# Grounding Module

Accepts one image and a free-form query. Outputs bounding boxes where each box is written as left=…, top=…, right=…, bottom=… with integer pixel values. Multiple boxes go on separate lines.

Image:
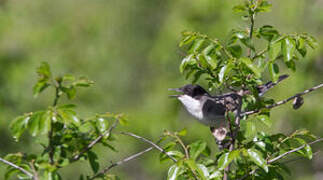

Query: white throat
left=178, top=95, right=203, bottom=120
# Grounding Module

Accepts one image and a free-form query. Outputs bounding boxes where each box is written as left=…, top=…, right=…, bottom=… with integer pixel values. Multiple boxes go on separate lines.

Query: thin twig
left=241, top=83, right=323, bottom=116
left=72, top=119, right=119, bottom=161
left=0, top=157, right=33, bottom=178
left=282, top=150, right=321, bottom=164
left=89, top=147, right=153, bottom=180
left=239, top=138, right=323, bottom=180
left=268, top=138, right=323, bottom=164
left=29, top=160, right=39, bottom=180
left=120, top=132, right=177, bottom=162
left=174, top=134, right=189, bottom=159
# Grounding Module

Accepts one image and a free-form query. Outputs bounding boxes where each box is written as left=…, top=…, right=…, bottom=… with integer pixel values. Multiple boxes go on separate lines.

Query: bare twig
left=29, top=160, right=39, bottom=180
left=239, top=138, right=323, bottom=180
left=282, top=150, right=321, bottom=164
left=241, top=83, right=323, bottom=116
left=72, top=119, right=119, bottom=161
left=268, top=138, right=323, bottom=164
left=0, top=157, right=33, bottom=178
left=89, top=147, right=153, bottom=180
left=120, top=132, right=177, bottom=162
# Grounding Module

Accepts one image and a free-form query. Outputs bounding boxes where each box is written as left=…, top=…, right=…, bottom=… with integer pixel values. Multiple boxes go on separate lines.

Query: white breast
left=177, top=95, right=225, bottom=126
left=178, top=95, right=203, bottom=120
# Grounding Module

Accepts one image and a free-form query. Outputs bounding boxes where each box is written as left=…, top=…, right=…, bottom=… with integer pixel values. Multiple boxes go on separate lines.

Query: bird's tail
left=257, top=74, right=289, bottom=96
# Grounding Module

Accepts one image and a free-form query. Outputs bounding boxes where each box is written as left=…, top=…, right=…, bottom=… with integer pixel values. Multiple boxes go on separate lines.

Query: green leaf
left=9, top=116, right=30, bottom=140
left=218, top=150, right=240, bottom=170
left=179, top=54, right=195, bottom=73
left=167, top=165, right=181, bottom=180
left=259, top=25, right=279, bottom=41
left=73, top=77, right=94, bottom=87
left=63, top=74, right=75, bottom=82
left=246, top=149, right=268, bottom=172
left=228, top=45, right=242, bottom=58
left=37, top=62, right=51, bottom=79
left=177, top=128, right=187, bottom=136
left=293, top=138, right=313, bottom=159
left=209, top=170, right=222, bottom=180
left=96, top=117, right=109, bottom=133
left=88, top=151, right=100, bottom=173
left=28, top=111, right=45, bottom=137
left=197, top=164, right=210, bottom=178
left=256, top=114, right=272, bottom=127
left=296, top=37, right=307, bottom=57
left=188, top=140, right=207, bottom=161
left=304, top=34, right=318, bottom=49
left=285, top=60, right=296, bottom=71
left=233, top=5, right=246, bottom=13
left=268, top=62, right=279, bottom=82
left=269, top=41, right=281, bottom=60
left=190, top=39, right=205, bottom=53
left=219, top=63, right=233, bottom=83
left=180, top=32, right=196, bottom=47
left=240, top=57, right=261, bottom=77
left=185, top=159, right=207, bottom=180
left=39, top=111, right=52, bottom=135
left=61, top=87, right=76, bottom=99
left=256, top=1, right=272, bottom=12
left=33, top=81, right=50, bottom=97
left=282, top=37, right=296, bottom=62
left=58, top=109, right=80, bottom=125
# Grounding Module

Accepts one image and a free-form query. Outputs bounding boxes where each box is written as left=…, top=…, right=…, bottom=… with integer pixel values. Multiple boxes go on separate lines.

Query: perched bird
left=169, top=75, right=289, bottom=142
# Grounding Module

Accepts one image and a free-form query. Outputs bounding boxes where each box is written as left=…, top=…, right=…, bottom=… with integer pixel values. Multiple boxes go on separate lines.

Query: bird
left=169, top=74, right=289, bottom=143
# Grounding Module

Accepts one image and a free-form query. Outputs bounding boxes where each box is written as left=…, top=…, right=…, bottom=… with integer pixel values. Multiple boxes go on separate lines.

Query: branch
left=239, top=138, right=323, bottom=180
left=89, top=146, right=156, bottom=180
left=241, top=83, right=323, bottom=116
left=72, top=119, right=119, bottom=161
left=120, top=132, right=177, bottom=162
left=0, top=157, right=33, bottom=178
left=268, top=138, right=323, bottom=164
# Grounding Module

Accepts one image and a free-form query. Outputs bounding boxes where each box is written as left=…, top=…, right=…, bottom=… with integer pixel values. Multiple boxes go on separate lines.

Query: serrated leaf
left=180, top=33, right=196, bottom=47
left=269, top=41, right=281, bottom=60
left=28, top=111, right=45, bottom=137
left=190, top=39, right=205, bottom=53
left=219, top=63, right=233, bottom=83
left=246, top=149, right=268, bottom=172
left=33, top=81, right=50, bottom=97
left=282, top=37, right=296, bottom=62
left=185, top=159, right=207, bottom=180
left=39, top=111, right=52, bottom=135
left=240, top=57, right=261, bottom=77
left=218, top=150, right=240, bottom=170
left=167, top=165, right=181, bottom=180
left=179, top=54, right=195, bottom=73
left=188, top=140, right=207, bottom=161
left=259, top=25, right=279, bottom=41
left=10, top=116, right=30, bottom=141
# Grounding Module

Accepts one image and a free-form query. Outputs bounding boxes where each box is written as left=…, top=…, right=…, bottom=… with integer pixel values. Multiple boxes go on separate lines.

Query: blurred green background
left=0, top=0, right=323, bottom=179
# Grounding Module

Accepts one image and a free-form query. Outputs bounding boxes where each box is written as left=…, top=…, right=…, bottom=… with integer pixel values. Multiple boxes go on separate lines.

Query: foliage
left=5, top=62, right=127, bottom=179
left=163, top=0, right=320, bottom=179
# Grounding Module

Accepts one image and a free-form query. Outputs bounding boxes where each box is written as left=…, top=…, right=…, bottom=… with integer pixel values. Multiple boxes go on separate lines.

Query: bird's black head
left=169, top=84, right=209, bottom=98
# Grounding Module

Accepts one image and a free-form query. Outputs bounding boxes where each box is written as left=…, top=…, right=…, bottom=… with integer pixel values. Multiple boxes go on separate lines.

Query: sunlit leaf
left=218, top=150, right=240, bottom=170
left=188, top=140, right=207, bottom=160
left=282, top=37, right=296, bottom=62
left=246, top=148, right=268, bottom=172
left=240, top=57, right=261, bottom=77
left=269, top=41, right=281, bottom=61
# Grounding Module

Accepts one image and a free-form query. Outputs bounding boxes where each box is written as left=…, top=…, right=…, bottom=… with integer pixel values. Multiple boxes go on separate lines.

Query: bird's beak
left=168, top=88, right=183, bottom=98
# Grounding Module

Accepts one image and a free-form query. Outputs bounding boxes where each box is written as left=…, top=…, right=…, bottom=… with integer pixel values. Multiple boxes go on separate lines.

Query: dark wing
left=202, top=99, right=226, bottom=118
